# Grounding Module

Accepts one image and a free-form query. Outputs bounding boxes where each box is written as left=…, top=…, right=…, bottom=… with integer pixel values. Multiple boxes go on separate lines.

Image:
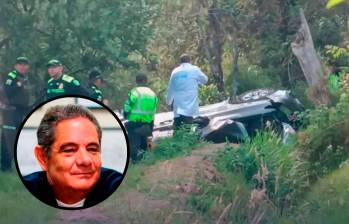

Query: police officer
left=1, top=56, right=30, bottom=171
left=87, top=67, right=105, bottom=102
left=123, top=73, right=158, bottom=162
left=46, top=59, right=90, bottom=99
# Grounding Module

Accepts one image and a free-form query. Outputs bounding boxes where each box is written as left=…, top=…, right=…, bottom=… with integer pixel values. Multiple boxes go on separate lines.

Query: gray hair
left=37, top=104, right=102, bottom=156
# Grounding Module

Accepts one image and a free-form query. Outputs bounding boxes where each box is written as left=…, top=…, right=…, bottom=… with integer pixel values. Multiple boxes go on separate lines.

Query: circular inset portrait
left=14, top=96, right=129, bottom=209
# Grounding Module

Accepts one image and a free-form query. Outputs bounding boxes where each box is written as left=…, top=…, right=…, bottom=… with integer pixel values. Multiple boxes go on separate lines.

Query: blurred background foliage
left=0, top=0, right=348, bottom=109
left=0, top=1, right=349, bottom=223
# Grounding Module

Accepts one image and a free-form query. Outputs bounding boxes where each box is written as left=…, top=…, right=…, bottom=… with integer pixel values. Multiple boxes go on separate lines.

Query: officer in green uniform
left=46, top=59, right=90, bottom=99
left=123, top=73, right=158, bottom=162
left=1, top=56, right=30, bottom=171
left=87, top=67, right=104, bottom=102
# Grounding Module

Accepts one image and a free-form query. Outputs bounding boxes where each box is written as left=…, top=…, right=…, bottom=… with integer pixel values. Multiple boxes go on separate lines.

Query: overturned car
left=152, top=89, right=304, bottom=143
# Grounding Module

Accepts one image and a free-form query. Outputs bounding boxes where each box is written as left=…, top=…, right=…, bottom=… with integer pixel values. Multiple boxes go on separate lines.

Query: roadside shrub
left=215, top=131, right=301, bottom=211
left=225, top=62, right=281, bottom=96
left=199, top=83, right=227, bottom=105
left=296, top=90, right=349, bottom=181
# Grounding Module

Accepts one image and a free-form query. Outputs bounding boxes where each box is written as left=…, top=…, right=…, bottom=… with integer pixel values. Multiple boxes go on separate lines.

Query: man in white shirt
left=166, top=54, right=208, bottom=128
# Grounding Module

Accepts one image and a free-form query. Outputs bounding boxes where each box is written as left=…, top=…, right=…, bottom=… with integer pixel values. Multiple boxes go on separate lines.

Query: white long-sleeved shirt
left=166, top=63, right=208, bottom=117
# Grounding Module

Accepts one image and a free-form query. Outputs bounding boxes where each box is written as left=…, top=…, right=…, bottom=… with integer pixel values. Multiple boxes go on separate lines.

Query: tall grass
left=187, top=90, right=349, bottom=223
left=186, top=131, right=301, bottom=223
left=216, top=131, right=301, bottom=210
left=187, top=169, right=252, bottom=223
left=294, top=163, right=349, bottom=224
left=141, top=127, right=206, bottom=165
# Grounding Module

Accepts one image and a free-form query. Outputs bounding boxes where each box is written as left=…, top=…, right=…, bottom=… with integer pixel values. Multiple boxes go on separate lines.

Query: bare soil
left=54, top=143, right=231, bottom=223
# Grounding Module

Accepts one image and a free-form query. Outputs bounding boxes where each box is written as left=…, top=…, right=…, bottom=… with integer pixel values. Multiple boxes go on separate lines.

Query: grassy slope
left=0, top=172, right=56, bottom=224
left=298, top=163, right=349, bottom=223
left=0, top=136, right=348, bottom=223
left=101, top=143, right=220, bottom=223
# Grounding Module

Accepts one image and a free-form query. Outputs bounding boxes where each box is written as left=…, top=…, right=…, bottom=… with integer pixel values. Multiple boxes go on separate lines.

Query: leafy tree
left=1, top=0, right=348, bottom=108
left=0, top=0, right=159, bottom=108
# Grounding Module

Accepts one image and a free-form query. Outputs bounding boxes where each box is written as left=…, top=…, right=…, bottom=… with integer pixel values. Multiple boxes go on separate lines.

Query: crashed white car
left=152, top=89, right=304, bottom=143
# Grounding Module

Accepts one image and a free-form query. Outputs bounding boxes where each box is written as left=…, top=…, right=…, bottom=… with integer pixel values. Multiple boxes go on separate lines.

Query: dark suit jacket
left=23, top=167, right=123, bottom=209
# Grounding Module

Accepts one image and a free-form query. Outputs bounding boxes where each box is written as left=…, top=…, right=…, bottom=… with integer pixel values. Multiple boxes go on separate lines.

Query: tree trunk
left=231, top=43, right=239, bottom=102
left=278, top=0, right=298, bottom=88
left=291, top=8, right=330, bottom=106
left=207, top=0, right=225, bottom=92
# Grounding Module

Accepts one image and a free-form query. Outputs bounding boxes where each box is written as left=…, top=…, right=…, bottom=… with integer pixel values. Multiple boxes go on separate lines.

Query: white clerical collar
left=56, top=198, right=86, bottom=208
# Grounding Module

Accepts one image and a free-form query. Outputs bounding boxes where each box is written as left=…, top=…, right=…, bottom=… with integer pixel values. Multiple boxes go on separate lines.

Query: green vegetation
left=116, top=164, right=149, bottom=194
left=0, top=0, right=349, bottom=223
left=296, top=163, right=349, bottom=223
left=327, top=0, right=346, bottom=9
left=224, top=61, right=282, bottom=97
left=141, top=127, right=206, bottom=165
left=199, top=84, right=227, bottom=105
left=187, top=170, right=251, bottom=223
left=185, top=90, right=349, bottom=223
left=1, top=0, right=348, bottom=108
left=0, top=172, right=56, bottom=224
left=297, top=91, right=349, bottom=180
left=216, top=131, right=300, bottom=209
left=186, top=133, right=298, bottom=223
left=1, top=102, right=349, bottom=223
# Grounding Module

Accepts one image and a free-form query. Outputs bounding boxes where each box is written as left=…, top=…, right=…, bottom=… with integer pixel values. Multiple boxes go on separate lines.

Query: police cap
left=88, top=67, right=103, bottom=81
left=16, top=56, right=29, bottom=64
left=47, top=59, right=62, bottom=67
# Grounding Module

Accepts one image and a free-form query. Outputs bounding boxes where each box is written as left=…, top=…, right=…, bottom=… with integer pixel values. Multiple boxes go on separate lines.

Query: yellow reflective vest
left=124, top=86, right=158, bottom=123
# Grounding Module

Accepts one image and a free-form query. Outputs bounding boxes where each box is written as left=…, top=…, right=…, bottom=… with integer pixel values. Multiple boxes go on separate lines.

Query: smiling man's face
left=44, top=117, right=101, bottom=194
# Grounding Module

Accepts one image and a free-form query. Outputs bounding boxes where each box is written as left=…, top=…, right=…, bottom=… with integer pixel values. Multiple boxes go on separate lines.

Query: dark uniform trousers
left=1, top=107, right=26, bottom=171
left=126, top=121, right=153, bottom=162
left=1, top=70, right=29, bottom=171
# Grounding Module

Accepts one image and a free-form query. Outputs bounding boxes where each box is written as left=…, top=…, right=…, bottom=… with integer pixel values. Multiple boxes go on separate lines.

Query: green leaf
left=326, top=0, right=345, bottom=9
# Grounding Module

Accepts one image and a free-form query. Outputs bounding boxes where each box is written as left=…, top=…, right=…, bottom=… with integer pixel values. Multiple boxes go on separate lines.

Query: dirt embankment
left=55, top=143, right=228, bottom=224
